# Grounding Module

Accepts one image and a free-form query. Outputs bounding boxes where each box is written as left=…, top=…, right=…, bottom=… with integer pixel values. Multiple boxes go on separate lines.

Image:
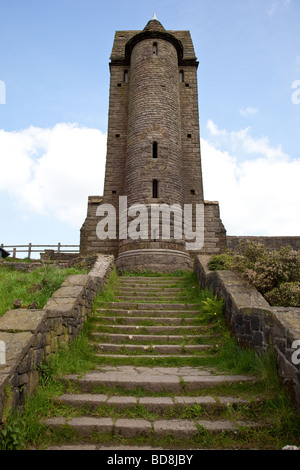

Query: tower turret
left=80, top=17, right=227, bottom=272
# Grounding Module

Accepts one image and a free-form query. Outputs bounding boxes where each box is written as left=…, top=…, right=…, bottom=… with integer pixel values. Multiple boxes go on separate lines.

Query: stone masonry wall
left=0, top=254, right=114, bottom=428
left=227, top=236, right=300, bottom=252
left=194, top=255, right=300, bottom=413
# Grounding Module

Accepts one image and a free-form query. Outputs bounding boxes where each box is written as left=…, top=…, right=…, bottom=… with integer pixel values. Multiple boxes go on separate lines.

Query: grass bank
left=0, top=262, right=88, bottom=317
left=1, top=269, right=300, bottom=450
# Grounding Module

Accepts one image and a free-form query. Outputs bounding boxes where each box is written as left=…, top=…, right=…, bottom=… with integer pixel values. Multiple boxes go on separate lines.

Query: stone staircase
left=43, top=274, right=266, bottom=450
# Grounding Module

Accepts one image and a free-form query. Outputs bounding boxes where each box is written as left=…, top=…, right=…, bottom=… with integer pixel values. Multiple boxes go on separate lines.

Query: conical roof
left=143, top=14, right=165, bottom=32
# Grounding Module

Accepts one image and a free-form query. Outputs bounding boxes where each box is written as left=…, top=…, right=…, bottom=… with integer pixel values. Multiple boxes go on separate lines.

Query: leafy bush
left=0, top=417, right=26, bottom=450
left=208, top=240, right=300, bottom=307
left=207, top=253, right=232, bottom=271
left=265, top=282, right=300, bottom=307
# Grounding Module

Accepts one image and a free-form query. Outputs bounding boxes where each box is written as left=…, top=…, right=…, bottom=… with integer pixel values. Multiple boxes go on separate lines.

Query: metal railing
left=0, top=243, right=80, bottom=260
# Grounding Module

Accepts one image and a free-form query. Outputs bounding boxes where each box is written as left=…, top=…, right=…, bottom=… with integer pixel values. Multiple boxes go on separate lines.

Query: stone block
left=114, top=418, right=152, bottom=438
left=0, top=309, right=46, bottom=334
left=0, top=332, right=33, bottom=375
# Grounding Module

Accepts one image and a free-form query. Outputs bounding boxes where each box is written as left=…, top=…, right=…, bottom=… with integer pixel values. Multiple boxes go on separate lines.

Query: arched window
left=152, top=179, right=158, bottom=198
left=153, top=42, right=158, bottom=56
left=152, top=141, right=158, bottom=158
left=179, top=70, right=184, bottom=83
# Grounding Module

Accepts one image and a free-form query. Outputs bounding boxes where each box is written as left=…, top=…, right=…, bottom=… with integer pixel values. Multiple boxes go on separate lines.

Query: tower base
left=116, top=249, right=193, bottom=274
left=80, top=197, right=227, bottom=269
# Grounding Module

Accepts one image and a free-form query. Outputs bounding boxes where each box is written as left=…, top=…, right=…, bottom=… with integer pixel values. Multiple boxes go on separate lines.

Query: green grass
left=119, top=269, right=189, bottom=277
left=2, top=323, right=300, bottom=450
left=0, top=263, right=88, bottom=317
left=1, top=267, right=300, bottom=450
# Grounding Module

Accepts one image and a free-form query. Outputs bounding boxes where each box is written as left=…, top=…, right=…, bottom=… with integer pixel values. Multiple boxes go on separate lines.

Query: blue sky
left=0, top=0, right=299, bottom=256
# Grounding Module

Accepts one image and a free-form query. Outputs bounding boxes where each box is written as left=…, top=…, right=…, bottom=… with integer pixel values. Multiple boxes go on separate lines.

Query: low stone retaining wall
left=0, top=261, right=43, bottom=272
left=0, top=254, right=114, bottom=427
left=194, top=255, right=300, bottom=412
left=227, top=235, right=300, bottom=252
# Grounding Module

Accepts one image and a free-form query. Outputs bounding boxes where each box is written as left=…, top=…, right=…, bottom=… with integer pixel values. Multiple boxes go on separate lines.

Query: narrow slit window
left=124, top=70, right=128, bottom=83
left=152, top=179, right=158, bottom=198
left=179, top=70, right=184, bottom=83
left=153, top=42, right=158, bottom=56
left=153, top=141, right=158, bottom=158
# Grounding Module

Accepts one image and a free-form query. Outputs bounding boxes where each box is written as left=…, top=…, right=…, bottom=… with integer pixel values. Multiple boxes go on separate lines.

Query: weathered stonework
left=0, top=255, right=114, bottom=428
left=227, top=236, right=300, bottom=252
left=80, top=17, right=226, bottom=272
left=194, top=255, right=300, bottom=413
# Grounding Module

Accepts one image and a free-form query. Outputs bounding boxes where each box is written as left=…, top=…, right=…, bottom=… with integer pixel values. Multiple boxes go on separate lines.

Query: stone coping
left=195, top=254, right=300, bottom=339
left=194, top=255, right=300, bottom=412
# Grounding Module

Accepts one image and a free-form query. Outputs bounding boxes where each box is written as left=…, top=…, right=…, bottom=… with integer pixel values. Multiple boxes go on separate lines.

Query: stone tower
left=80, top=16, right=226, bottom=272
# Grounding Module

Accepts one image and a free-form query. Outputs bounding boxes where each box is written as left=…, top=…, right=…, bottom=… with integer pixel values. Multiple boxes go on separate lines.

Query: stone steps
left=96, top=308, right=201, bottom=317
left=95, top=316, right=198, bottom=325
left=60, top=368, right=256, bottom=393
left=95, top=343, right=212, bottom=354
left=91, top=333, right=212, bottom=343
left=94, top=354, right=215, bottom=359
left=43, top=415, right=260, bottom=440
left=99, top=302, right=199, bottom=310
left=116, top=287, right=183, bottom=293
left=55, top=393, right=249, bottom=411
left=117, top=276, right=187, bottom=282
left=92, top=325, right=208, bottom=334
left=42, top=274, right=267, bottom=449
left=114, top=296, right=189, bottom=302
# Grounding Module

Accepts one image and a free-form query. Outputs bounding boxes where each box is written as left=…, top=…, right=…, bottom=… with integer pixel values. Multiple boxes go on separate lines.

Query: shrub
left=265, top=282, right=300, bottom=307
left=207, top=253, right=231, bottom=271
left=208, top=241, right=300, bottom=307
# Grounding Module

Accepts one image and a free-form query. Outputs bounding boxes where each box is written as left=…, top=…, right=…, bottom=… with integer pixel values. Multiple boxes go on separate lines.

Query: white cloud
left=268, top=0, right=291, bottom=16
left=206, top=119, right=226, bottom=137
left=240, top=107, right=258, bottom=117
left=0, top=123, right=107, bottom=227
left=205, top=120, right=289, bottom=160
left=202, top=120, right=300, bottom=236
left=0, top=121, right=299, bottom=239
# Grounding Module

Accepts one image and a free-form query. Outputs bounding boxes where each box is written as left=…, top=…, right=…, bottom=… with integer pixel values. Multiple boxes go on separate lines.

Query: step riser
left=99, top=302, right=199, bottom=310
left=44, top=416, right=259, bottom=440
left=95, top=344, right=212, bottom=353
left=119, top=277, right=187, bottom=280
left=91, top=334, right=210, bottom=342
left=61, top=374, right=256, bottom=394
left=94, top=354, right=215, bottom=360
left=92, top=325, right=210, bottom=334
left=97, top=317, right=196, bottom=325
left=96, top=308, right=200, bottom=317
left=116, top=288, right=183, bottom=293
left=115, top=293, right=185, bottom=297
left=56, top=394, right=248, bottom=413
left=114, top=296, right=188, bottom=302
